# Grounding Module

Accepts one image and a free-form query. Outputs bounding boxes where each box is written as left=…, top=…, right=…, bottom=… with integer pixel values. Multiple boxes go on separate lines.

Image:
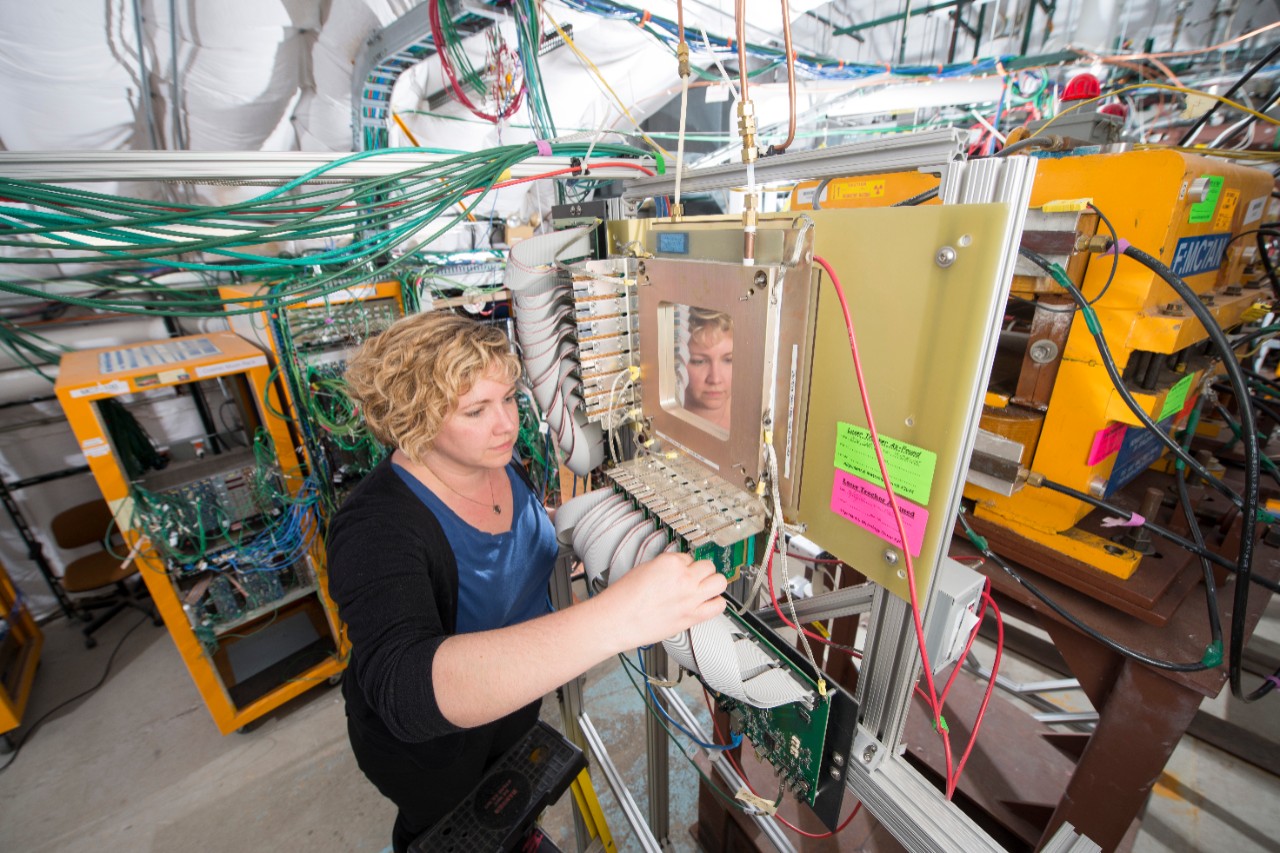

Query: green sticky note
left=833, top=422, right=937, bottom=504
left=1188, top=176, right=1223, bottom=224
left=1159, top=372, right=1196, bottom=421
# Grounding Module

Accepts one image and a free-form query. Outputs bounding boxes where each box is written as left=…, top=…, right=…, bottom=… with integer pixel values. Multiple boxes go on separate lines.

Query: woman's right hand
left=597, top=552, right=728, bottom=652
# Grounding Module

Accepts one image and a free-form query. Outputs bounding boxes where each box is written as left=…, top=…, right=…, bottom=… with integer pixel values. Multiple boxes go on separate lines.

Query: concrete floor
left=1, top=605, right=1278, bottom=853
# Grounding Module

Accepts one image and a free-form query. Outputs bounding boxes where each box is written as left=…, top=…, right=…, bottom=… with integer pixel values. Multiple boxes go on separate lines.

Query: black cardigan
left=327, top=456, right=466, bottom=744
left=327, top=456, right=544, bottom=745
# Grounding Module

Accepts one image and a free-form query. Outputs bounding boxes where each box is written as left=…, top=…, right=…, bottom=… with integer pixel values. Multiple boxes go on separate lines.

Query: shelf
left=206, top=583, right=319, bottom=638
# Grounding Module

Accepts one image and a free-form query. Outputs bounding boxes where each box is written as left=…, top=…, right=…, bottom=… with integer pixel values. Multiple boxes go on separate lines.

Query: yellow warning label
left=831, top=178, right=886, bottom=201
left=1214, top=189, right=1239, bottom=231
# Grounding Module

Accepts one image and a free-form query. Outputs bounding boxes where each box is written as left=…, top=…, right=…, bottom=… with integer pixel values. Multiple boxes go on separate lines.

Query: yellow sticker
left=1214, top=189, right=1239, bottom=231
left=831, top=178, right=885, bottom=201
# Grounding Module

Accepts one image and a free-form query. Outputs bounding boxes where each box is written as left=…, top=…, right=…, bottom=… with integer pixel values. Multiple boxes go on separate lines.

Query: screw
left=1161, top=302, right=1184, bottom=316
left=754, top=270, right=768, bottom=286
left=862, top=745, right=877, bottom=763
left=935, top=246, right=957, bottom=267
left=829, top=767, right=843, bottom=780
left=883, top=548, right=899, bottom=565
left=1028, top=340, right=1058, bottom=364
left=832, top=753, right=845, bottom=767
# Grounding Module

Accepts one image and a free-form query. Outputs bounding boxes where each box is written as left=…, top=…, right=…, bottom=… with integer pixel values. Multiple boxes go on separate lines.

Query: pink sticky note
left=830, top=470, right=929, bottom=557
left=1087, top=422, right=1128, bottom=466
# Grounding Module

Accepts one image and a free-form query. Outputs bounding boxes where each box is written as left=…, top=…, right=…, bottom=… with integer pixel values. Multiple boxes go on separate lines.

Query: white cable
left=699, top=27, right=741, bottom=102
left=765, top=443, right=821, bottom=679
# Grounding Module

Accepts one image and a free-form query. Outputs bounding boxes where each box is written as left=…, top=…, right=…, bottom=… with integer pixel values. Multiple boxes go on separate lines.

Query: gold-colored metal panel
left=796, top=205, right=1012, bottom=603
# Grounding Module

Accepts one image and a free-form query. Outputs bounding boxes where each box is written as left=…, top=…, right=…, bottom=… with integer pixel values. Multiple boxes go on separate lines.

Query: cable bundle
left=506, top=226, right=607, bottom=475
left=557, top=486, right=812, bottom=711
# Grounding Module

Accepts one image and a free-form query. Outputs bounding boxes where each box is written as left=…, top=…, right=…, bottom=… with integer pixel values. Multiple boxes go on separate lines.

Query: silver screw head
left=935, top=246, right=957, bottom=267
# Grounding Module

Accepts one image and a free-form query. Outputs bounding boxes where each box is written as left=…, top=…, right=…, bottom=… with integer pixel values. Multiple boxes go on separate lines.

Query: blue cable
left=635, top=651, right=742, bottom=752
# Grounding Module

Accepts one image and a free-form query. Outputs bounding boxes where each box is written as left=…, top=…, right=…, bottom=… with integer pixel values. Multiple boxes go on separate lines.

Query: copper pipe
left=736, top=0, right=749, bottom=100
left=676, top=0, right=684, bottom=43
left=777, top=0, right=797, bottom=152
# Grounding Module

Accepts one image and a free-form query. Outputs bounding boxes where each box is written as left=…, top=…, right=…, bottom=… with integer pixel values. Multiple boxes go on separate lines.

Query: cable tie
left=569, top=156, right=587, bottom=177
left=534, top=139, right=552, bottom=157
left=638, top=9, right=652, bottom=27
left=735, top=788, right=779, bottom=815
left=1100, top=513, right=1145, bottom=528
left=1102, top=238, right=1132, bottom=256
left=1201, top=641, right=1223, bottom=668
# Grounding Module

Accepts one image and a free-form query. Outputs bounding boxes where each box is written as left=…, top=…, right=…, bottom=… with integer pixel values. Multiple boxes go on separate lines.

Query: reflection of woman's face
left=686, top=331, right=733, bottom=425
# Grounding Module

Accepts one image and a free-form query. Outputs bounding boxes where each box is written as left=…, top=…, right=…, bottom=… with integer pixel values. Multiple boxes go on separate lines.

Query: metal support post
left=549, top=545, right=590, bottom=848
left=642, top=644, right=671, bottom=845
left=579, top=712, right=665, bottom=853
left=657, top=685, right=798, bottom=853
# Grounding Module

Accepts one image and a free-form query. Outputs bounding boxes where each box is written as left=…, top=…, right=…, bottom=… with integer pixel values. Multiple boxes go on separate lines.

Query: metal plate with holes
left=795, top=205, right=1011, bottom=602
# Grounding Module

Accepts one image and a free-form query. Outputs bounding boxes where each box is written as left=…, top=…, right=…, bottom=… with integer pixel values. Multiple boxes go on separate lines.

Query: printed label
left=831, top=178, right=886, bottom=202
left=194, top=355, right=268, bottom=378
left=830, top=470, right=929, bottom=557
left=1213, top=190, right=1239, bottom=231
left=1105, top=416, right=1174, bottom=497
left=1170, top=232, right=1232, bottom=279
left=83, top=445, right=111, bottom=458
left=656, top=232, right=690, bottom=255
left=1243, top=196, right=1266, bottom=226
left=68, top=380, right=130, bottom=399
left=80, top=437, right=106, bottom=449
left=1188, top=176, right=1223, bottom=224
left=833, top=422, right=936, bottom=504
left=98, top=338, right=221, bottom=375
left=1086, top=421, right=1128, bottom=466
left=1159, top=372, right=1197, bottom=421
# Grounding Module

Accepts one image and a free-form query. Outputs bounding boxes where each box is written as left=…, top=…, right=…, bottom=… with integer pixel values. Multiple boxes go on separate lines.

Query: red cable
left=812, top=254, right=952, bottom=786
left=947, top=591, right=1003, bottom=799
left=429, top=0, right=524, bottom=123
left=766, top=550, right=862, bottom=658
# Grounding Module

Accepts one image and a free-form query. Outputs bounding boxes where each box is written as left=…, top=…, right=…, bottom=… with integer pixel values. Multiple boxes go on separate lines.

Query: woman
left=327, top=311, right=726, bottom=853
left=682, top=307, right=734, bottom=431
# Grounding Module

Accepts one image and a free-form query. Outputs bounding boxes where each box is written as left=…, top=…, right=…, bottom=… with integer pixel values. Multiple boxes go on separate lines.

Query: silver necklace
left=427, top=464, right=501, bottom=515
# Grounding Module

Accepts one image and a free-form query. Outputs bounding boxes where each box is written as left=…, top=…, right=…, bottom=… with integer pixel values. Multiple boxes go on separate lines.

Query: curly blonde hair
left=345, top=312, right=521, bottom=464
left=687, top=306, right=733, bottom=347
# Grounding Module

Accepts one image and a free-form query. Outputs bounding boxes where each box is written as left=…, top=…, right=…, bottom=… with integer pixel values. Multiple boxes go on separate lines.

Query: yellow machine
left=794, top=148, right=1274, bottom=580
left=0, top=559, right=42, bottom=740
left=54, top=332, right=347, bottom=734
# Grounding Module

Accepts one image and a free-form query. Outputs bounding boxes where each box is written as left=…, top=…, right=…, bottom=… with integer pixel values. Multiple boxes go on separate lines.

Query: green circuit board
left=708, top=609, right=832, bottom=806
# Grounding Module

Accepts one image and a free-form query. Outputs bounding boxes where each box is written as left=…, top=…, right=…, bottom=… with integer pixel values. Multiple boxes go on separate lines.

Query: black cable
left=1018, top=247, right=1245, bottom=512
left=958, top=512, right=1213, bottom=672
left=1209, top=85, right=1280, bottom=150
left=1177, top=398, right=1224, bottom=657
left=1120, top=244, right=1264, bottom=702
left=1033, top=476, right=1280, bottom=594
left=1177, top=40, right=1280, bottom=146
left=1086, top=202, right=1119, bottom=306
left=891, top=186, right=938, bottom=207
left=0, top=614, right=149, bottom=774
left=1209, top=399, right=1280, bottom=494
left=1231, top=322, right=1280, bottom=351
left=994, top=134, right=1060, bottom=157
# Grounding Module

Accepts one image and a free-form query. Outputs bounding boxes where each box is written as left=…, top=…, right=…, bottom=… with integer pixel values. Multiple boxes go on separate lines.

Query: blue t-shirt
left=392, top=462, right=557, bottom=633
